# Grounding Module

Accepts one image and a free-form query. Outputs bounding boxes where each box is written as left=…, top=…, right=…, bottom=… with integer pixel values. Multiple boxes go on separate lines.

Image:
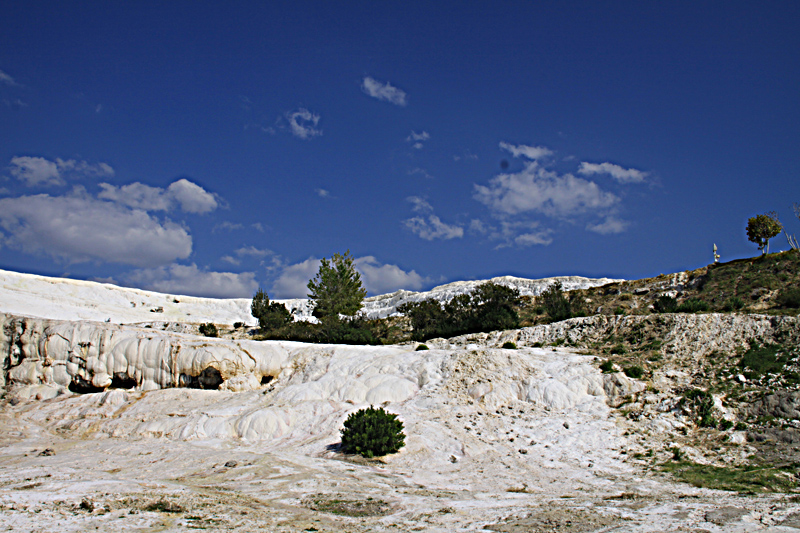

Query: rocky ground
left=2, top=312, right=800, bottom=531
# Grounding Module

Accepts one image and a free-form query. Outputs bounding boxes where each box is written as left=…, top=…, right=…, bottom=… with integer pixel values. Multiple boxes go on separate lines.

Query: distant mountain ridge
left=0, top=268, right=621, bottom=325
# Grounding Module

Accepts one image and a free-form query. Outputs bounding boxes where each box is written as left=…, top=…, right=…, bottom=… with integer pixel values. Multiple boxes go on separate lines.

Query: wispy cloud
left=361, top=76, right=408, bottom=106
left=403, top=197, right=464, bottom=241
left=9, top=156, right=114, bottom=187
left=406, top=131, right=430, bottom=149
left=499, top=142, right=553, bottom=161
left=408, top=168, right=434, bottom=179
left=285, top=108, right=322, bottom=139
left=315, top=188, right=330, bottom=198
left=0, top=69, right=21, bottom=87
left=586, top=216, right=630, bottom=234
left=578, top=162, right=648, bottom=184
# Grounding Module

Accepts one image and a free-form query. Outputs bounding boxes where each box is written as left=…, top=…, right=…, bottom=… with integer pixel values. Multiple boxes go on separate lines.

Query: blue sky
left=1, top=2, right=799, bottom=298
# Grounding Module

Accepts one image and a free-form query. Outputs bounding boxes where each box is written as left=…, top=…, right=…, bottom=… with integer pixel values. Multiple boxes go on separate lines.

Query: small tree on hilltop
left=251, top=287, right=292, bottom=331
left=307, top=250, right=367, bottom=320
left=746, top=212, right=783, bottom=255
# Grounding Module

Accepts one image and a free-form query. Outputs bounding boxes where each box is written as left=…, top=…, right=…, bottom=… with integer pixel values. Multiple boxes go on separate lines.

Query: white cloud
left=315, top=188, right=330, bottom=198
left=406, top=131, right=430, bottom=142
left=404, top=215, right=464, bottom=241
left=166, top=179, right=219, bottom=213
left=272, top=255, right=426, bottom=298
left=361, top=76, right=408, bottom=106
left=355, top=256, right=425, bottom=295
left=8, top=156, right=114, bottom=187
left=98, top=178, right=218, bottom=214
left=407, top=196, right=433, bottom=213
left=514, top=230, right=554, bottom=246
left=286, top=108, right=322, bottom=139
left=235, top=246, right=271, bottom=258
left=0, top=191, right=192, bottom=266
left=474, top=161, right=619, bottom=218
left=126, top=263, right=258, bottom=298
left=272, top=257, right=320, bottom=298
left=213, top=221, right=244, bottom=233
left=499, top=142, right=554, bottom=161
left=9, top=157, right=62, bottom=186
left=0, top=69, right=20, bottom=87
left=586, top=216, right=630, bottom=234
left=221, top=255, right=240, bottom=266
left=403, top=196, right=463, bottom=240
left=578, top=162, right=648, bottom=184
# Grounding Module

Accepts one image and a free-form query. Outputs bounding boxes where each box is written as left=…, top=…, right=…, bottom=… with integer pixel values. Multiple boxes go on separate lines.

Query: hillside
left=2, top=257, right=800, bottom=531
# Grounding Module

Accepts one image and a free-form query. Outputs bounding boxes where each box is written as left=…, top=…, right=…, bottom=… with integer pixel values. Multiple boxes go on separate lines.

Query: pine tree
left=307, top=250, right=367, bottom=319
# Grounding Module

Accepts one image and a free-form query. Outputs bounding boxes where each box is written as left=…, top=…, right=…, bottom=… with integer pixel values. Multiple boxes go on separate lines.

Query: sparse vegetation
left=661, top=461, right=800, bottom=493
left=198, top=323, right=218, bottom=337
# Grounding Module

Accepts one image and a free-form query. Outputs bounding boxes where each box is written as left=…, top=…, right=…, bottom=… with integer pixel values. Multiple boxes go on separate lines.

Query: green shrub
left=676, top=298, right=709, bottom=313
left=251, top=288, right=292, bottom=331
left=624, top=365, right=644, bottom=379
left=198, top=323, right=218, bottom=337
left=599, top=360, right=615, bottom=373
left=738, top=343, right=789, bottom=379
left=719, top=419, right=734, bottom=431
left=399, top=282, right=521, bottom=340
left=610, top=343, right=627, bottom=355
left=540, top=281, right=572, bottom=322
left=340, top=406, right=405, bottom=458
left=721, top=296, right=745, bottom=312
left=233, top=321, right=245, bottom=329
left=653, top=295, right=678, bottom=313
left=681, top=389, right=716, bottom=428
left=735, top=422, right=747, bottom=431
left=776, top=287, right=800, bottom=309
left=415, top=344, right=429, bottom=351
left=502, top=341, right=517, bottom=349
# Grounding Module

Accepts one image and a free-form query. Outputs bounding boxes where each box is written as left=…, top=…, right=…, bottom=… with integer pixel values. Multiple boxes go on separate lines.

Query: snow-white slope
left=0, top=268, right=620, bottom=325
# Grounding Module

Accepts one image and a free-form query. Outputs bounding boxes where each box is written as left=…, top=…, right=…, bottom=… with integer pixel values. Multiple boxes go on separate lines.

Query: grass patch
left=661, top=461, right=800, bottom=494
left=739, top=343, right=794, bottom=380
left=304, top=495, right=391, bottom=517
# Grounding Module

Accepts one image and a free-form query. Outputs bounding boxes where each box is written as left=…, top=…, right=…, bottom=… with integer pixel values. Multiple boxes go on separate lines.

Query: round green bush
left=502, top=341, right=517, bottom=349
left=415, top=344, right=429, bottom=351
left=599, top=360, right=615, bottom=373
left=624, top=365, right=644, bottom=379
left=340, top=406, right=405, bottom=458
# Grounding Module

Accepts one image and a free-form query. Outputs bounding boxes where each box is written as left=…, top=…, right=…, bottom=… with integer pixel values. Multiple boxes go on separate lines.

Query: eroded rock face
left=1, top=313, right=290, bottom=398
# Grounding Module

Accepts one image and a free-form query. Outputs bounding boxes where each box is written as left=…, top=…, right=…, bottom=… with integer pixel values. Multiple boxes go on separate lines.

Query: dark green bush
left=719, top=419, right=734, bottom=431
left=676, top=298, right=710, bottom=313
left=502, top=341, right=517, bottom=349
left=738, top=343, right=789, bottom=379
left=198, top=323, right=218, bottom=337
left=599, top=360, right=615, bottom=373
left=251, top=288, right=293, bottom=331
left=415, top=344, right=429, bottom=351
left=776, top=287, right=800, bottom=309
left=653, top=295, right=678, bottom=313
left=721, top=296, right=745, bottom=312
left=624, top=365, right=644, bottom=379
left=340, top=406, right=405, bottom=458
left=399, top=282, right=521, bottom=341
left=539, top=281, right=572, bottom=322
left=233, top=321, right=245, bottom=329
